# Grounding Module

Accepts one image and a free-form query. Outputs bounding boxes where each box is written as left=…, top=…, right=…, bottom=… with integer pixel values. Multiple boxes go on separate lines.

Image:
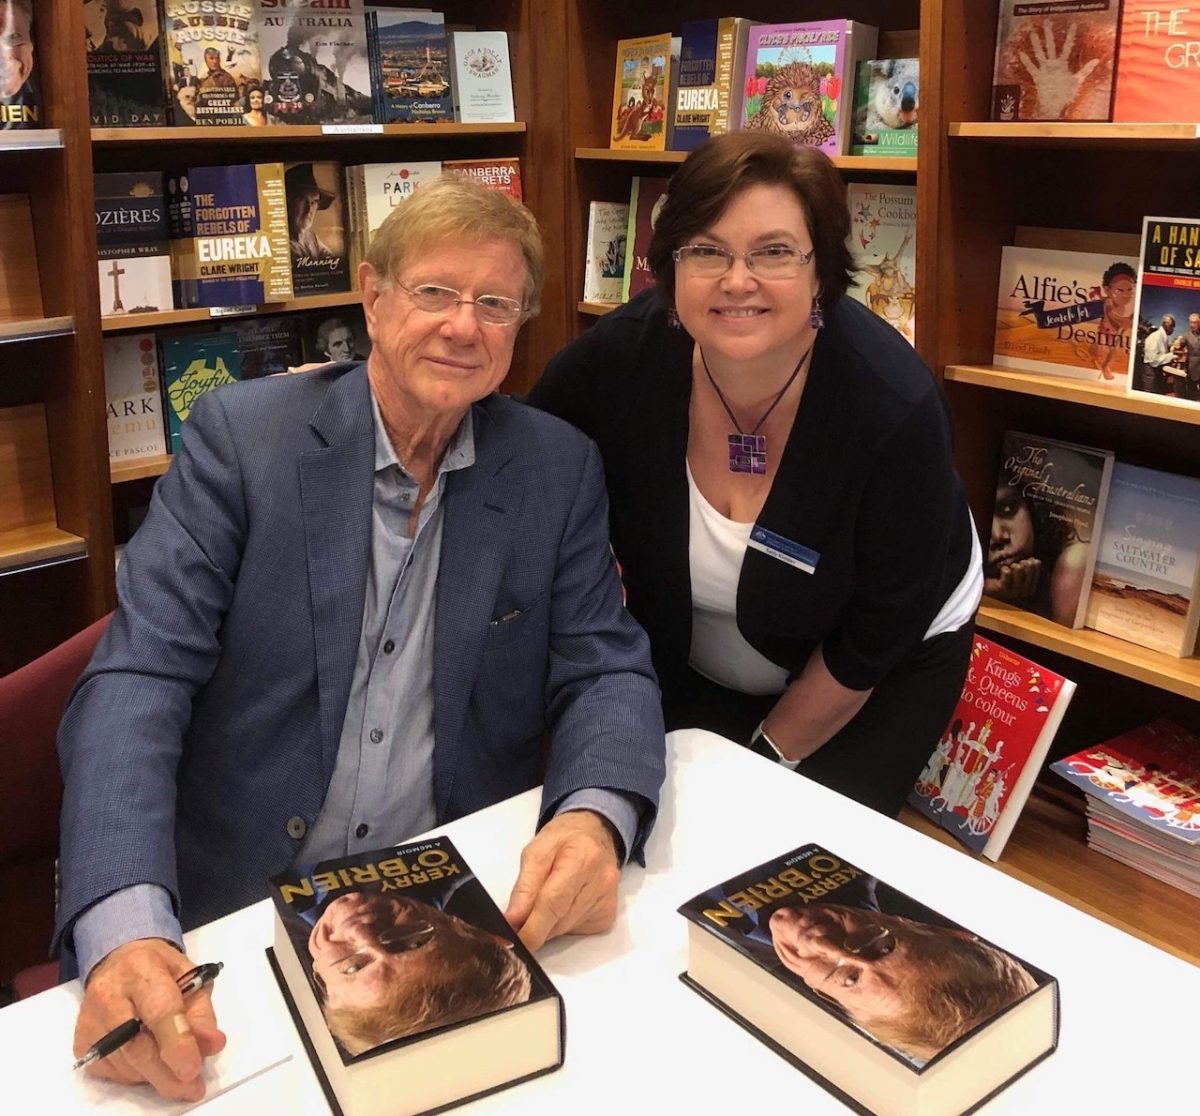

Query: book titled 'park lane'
left=679, top=845, right=1059, bottom=1116
left=268, top=837, right=564, bottom=1116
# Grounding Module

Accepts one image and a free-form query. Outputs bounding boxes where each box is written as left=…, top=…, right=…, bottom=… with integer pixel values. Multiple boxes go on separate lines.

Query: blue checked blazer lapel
left=433, top=399, right=521, bottom=816
left=300, top=366, right=375, bottom=783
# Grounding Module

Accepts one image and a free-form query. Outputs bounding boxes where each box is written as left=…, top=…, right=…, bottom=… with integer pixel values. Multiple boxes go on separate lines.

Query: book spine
left=1074, top=454, right=1116, bottom=627
left=836, top=22, right=880, bottom=154
left=620, top=178, right=640, bottom=302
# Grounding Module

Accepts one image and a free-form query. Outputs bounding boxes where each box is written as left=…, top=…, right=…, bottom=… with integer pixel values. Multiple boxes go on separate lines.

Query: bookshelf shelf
left=92, top=122, right=527, bottom=146
left=0, top=130, right=65, bottom=152
left=0, top=316, right=75, bottom=344
left=949, top=121, right=1200, bottom=149
left=575, top=147, right=917, bottom=173
left=0, top=526, right=87, bottom=574
left=110, top=455, right=172, bottom=485
left=943, top=365, right=1200, bottom=426
left=101, top=291, right=359, bottom=334
left=976, top=597, right=1200, bottom=702
left=577, top=301, right=618, bottom=317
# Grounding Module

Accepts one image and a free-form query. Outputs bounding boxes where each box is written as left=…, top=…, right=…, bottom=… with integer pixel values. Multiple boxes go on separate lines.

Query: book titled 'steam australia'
left=255, top=0, right=372, bottom=125
left=988, top=431, right=1114, bottom=629
left=159, top=331, right=242, bottom=454
left=267, top=836, right=564, bottom=1116
left=671, top=18, right=758, bottom=152
left=909, top=636, right=1075, bottom=861
left=94, top=171, right=173, bottom=317
left=0, top=0, right=39, bottom=128
left=103, top=332, right=168, bottom=461
left=1085, top=463, right=1200, bottom=656
left=85, top=0, right=167, bottom=127
left=679, top=844, right=1059, bottom=1116
left=1128, top=216, right=1200, bottom=408
left=169, top=163, right=293, bottom=308
left=368, top=9, right=454, bottom=123
left=163, top=0, right=260, bottom=127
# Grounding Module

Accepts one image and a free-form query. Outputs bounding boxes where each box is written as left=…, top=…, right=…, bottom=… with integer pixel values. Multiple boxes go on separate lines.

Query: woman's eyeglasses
left=672, top=243, right=815, bottom=278
left=398, top=281, right=525, bottom=327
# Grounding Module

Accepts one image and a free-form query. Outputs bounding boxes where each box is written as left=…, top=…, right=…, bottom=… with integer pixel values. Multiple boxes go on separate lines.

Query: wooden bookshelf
left=0, top=316, right=74, bottom=344
left=577, top=301, right=619, bottom=317
left=92, top=122, right=528, bottom=145
left=109, top=455, right=172, bottom=485
left=0, top=130, right=64, bottom=151
left=101, top=291, right=360, bottom=334
left=576, top=146, right=918, bottom=173
left=949, top=121, right=1200, bottom=148
left=943, top=365, right=1200, bottom=425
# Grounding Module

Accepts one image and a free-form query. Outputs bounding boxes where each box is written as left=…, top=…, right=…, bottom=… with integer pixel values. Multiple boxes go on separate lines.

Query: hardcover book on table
left=993, top=243, right=1139, bottom=388
left=679, top=844, right=1059, bottom=1116
left=0, top=0, right=39, bottom=128
left=741, top=21, right=878, bottom=156
left=1085, top=463, right=1200, bottom=656
left=285, top=161, right=350, bottom=296
left=991, top=1, right=1120, bottom=122
left=367, top=9, right=453, bottom=124
left=449, top=31, right=514, bottom=123
left=1113, top=1, right=1199, bottom=122
left=159, top=331, right=242, bottom=454
left=850, top=58, right=919, bottom=158
left=85, top=0, right=167, bottom=127
left=609, top=33, right=672, bottom=151
left=620, top=176, right=670, bottom=302
left=253, top=0, right=372, bottom=125
left=670, top=18, right=758, bottom=152
left=1127, top=216, right=1200, bottom=408
left=163, top=0, right=260, bottom=127
left=268, top=836, right=564, bottom=1116
left=442, top=158, right=521, bottom=201
left=103, top=333, right=168, bottom=461
left=94, top=171, right=173, bottom=317
left=846, top=182, right=916, bottom=344
left=583, top=201, right=630, bottom=304
left=908, top=636, right=1075, bottom=861
left=987, top=430, right=1115, bottom=628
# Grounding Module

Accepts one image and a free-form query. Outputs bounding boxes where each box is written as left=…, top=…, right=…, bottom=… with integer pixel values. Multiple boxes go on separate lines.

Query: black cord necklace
left=699, top=342, right=814, bottom=474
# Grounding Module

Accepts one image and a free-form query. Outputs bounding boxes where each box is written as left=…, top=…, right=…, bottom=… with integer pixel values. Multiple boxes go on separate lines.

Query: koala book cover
left=679, top=844, right=1058, bottom=1116
left=991, top=1, right=1120, bottom=122
left=850, top=58, right=918, bottom=157
left=267, top=836, right=564, bottom=1116
left=742, top=21, right=878, bottom=155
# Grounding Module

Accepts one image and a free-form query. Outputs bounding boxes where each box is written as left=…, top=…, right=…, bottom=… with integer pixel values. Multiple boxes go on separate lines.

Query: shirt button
left=383, top=639, right=395, bottom=654
left=356, top=823, right=369, bottom=839
left=370, top=728, right=384, bottom=744
left=286, top=816, right=307, bottom=839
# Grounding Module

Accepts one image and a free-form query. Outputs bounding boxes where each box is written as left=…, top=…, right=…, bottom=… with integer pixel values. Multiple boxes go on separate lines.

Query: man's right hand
left=73, top=939, right=227, bottom=1101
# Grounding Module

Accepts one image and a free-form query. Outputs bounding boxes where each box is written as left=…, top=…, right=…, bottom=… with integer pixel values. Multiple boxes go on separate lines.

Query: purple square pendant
left=728, top=433, right=767, bottom=475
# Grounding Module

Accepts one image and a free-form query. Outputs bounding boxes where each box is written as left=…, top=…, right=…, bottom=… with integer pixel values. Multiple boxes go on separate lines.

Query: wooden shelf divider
left=0, top=129, right=65, bottom=151
left=576, top=147, right=917, bottom=173
left=93, top=122, right=527, bottom=145
left=577, top=300, right=618, bottom=317
left=101, top=291, right=359, bottom=334
left=0, top=316, right=75, bottom=344
left=110, top=455, right=173, bottom=485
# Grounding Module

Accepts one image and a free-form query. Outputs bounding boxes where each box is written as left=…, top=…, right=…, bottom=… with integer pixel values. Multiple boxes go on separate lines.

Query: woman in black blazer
left=528, top=133, right=982, bottom=817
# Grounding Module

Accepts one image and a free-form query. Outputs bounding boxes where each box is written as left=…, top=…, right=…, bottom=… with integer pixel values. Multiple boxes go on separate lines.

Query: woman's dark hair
left=647, top=132, right=856, bottom=309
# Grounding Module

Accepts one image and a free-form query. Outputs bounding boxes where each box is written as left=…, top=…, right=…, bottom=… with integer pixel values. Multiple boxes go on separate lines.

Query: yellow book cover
left=610, top=34, right=671, bottom=151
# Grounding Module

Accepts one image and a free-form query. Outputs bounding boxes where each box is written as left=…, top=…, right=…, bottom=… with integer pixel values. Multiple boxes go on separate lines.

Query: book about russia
left=1085, top=463, right=1200, bottom=656
left=1127, top=216, right=1200, bottom=408
left=986, top=430, right=1114, bottom=629
left=610, top=34, right=672, bottom=150
left=908, top=636, right=1075, bottom=861
left=678, top=844, right=1059, bottom=1116
left=741, top=20, right=878, bottom=156
left=267, top=836, right=564, bottom=1116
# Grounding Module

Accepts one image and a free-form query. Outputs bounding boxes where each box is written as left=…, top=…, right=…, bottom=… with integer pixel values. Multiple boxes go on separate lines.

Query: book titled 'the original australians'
left=679, top=844, right=1059, bottom=1116
left=268, top=837, right=564, bottom=1116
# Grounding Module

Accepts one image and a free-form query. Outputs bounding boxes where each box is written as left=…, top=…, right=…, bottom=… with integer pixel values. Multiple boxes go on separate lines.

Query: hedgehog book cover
left=741, top=21, right=878, bottom=155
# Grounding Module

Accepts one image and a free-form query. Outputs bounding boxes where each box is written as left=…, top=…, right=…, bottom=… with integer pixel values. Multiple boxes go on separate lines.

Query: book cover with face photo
left=679, top=844, right=1058, bottom=1116
left=0, top=0, right=39, bottom=129
left=302, top=305, right=371, bottom=365
left=285, top=161, right=349, bottom=296
left=267, top=837, right=563, bottom=1116
left=163, top=0, right=261, bottom=127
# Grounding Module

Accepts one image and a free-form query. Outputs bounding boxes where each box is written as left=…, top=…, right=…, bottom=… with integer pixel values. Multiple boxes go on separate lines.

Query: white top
left=5, top=729, right=1196, bottom=1115
left=687, top=464, right=983, bottom=694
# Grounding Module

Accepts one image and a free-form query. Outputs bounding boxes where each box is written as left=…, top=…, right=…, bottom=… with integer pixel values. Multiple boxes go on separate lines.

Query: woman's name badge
left=748, top=527, right=820, bottom=574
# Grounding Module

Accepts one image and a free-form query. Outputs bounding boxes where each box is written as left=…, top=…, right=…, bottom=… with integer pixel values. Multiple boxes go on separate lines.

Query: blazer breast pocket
left=483, top=597, right=543, bottom=650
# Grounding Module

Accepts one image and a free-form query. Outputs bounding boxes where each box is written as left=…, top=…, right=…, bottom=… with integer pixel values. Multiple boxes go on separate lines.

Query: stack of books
left=1052, top=720, right=1200, bottom=897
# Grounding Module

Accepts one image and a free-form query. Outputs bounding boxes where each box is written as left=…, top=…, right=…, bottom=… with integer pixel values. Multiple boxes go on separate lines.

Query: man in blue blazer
left=58, top=177, right=665, bottom=1102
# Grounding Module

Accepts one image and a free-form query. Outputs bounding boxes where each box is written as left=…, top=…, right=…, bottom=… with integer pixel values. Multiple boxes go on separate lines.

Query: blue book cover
left=368, top=10, right=453, bottom=123
left=160, top=332, right=242, bottom=453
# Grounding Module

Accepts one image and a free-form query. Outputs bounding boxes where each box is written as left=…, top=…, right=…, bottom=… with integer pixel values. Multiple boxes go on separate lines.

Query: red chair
left=0, top=613, right=111, bottom=1000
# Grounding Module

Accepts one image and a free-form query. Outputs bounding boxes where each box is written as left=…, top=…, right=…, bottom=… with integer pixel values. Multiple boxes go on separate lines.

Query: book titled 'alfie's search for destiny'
left=909, top=636, right=1075, bottom=861
left=267, top=837, right=564, bottom=1116
left=679, top=844, right=1059, bottom=1116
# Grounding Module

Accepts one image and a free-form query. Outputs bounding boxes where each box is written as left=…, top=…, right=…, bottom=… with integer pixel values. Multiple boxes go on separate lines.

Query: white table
left=2, top=728, right=1195, bottom=1112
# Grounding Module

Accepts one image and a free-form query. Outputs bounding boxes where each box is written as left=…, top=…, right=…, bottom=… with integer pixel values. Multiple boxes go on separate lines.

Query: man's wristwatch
left=749, top=722, right=801, bottom=770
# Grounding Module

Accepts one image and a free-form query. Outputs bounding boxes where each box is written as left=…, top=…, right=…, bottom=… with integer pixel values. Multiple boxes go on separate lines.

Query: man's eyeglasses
left=398, top=281, right=525, bottom=327
left=672, top=243, right=815, bottom=279
left=313, top=921, right=437, bottom=978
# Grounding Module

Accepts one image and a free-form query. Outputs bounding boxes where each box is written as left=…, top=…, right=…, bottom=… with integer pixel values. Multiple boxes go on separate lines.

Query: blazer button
left=286, top=816, right=307, bottom=839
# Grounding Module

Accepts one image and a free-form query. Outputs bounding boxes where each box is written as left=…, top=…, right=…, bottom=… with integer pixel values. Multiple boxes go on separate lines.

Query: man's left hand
left=504, top=811, right=621, bottom=951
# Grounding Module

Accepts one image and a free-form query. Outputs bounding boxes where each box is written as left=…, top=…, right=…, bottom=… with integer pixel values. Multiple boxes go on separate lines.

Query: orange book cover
left=1113, top=2, right=1200, bottom=122
left=610, top=34, right=672, bottom=151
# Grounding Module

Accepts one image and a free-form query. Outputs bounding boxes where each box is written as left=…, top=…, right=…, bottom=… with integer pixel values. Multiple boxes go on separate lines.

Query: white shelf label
left=209, top=305, right=256, bottom=318
left=321, top=123, right=383, bottom=135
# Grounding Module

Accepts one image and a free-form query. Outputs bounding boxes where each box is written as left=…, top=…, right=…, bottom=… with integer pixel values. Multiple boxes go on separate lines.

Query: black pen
left=72, top=961, right=224, bottom=1071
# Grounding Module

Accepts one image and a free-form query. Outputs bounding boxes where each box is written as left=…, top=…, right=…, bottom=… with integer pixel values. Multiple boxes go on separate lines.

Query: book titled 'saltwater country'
left=679, top=844, right=1059, bottom=1116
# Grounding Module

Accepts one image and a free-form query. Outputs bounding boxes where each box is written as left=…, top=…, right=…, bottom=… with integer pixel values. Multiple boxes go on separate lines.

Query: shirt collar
left=369, top=391, right=476, bottom=481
